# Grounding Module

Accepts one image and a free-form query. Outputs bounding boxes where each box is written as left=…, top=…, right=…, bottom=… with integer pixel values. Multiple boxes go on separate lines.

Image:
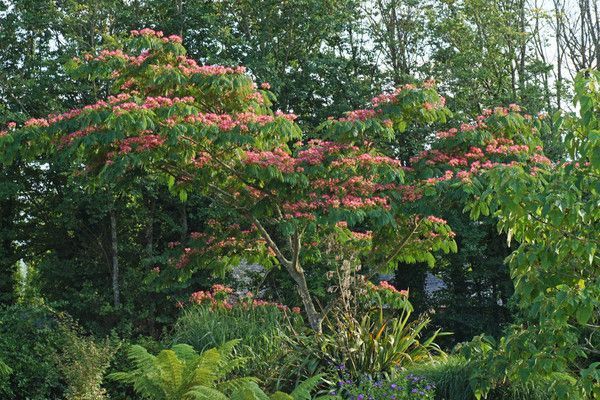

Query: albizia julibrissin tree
left=0, top=29, right=457, bottom=331
left=0, top=29, right=543, bottom=334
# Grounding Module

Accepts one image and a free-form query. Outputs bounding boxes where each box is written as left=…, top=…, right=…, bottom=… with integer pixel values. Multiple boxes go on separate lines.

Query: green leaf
left=576, top=304, right=593, bottom=325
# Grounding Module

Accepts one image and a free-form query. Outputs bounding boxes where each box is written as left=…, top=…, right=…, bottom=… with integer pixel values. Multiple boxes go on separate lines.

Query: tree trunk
left=554, top=0, right=563, bottom=108
left=110, top=209, right=121, bottom=308
left=145, top=198, right=155, bottom=257
left=288, top=265, right=323, bottom=333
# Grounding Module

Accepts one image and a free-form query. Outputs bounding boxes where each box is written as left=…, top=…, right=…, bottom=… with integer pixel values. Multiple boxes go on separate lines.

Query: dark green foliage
left=0, top=303, right=121, bottom=399
left=0, top=304, right=66, bottom=399
left=408, top=356, right=555, bottom=400
left=429, top=218, right=513, bottom=345
left=171, top=305, right=320, bottom=393
left=109, top=340, right=327, bottom=400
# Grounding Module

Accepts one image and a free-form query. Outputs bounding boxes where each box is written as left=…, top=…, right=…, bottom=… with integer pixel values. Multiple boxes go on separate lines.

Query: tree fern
left=230, top=382, right=272, bottom=400
left=183, top=386, right=229, bottom=400
left=109, top=341, right=323, bottom=400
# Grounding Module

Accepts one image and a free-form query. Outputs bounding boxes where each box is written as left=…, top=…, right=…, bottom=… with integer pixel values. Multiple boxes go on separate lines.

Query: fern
left=270, top=392, right=294, bottom=400
left=288, top=374, right=323, bottom=400
left=110, top=341, right=323, bottom=400
left=229, top=382, right=270, bottom=400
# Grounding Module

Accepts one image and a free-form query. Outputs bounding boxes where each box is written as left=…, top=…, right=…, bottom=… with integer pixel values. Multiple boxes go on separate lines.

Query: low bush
left=408, top=355, right=555, bottom=400
left=171, top=284, right=320, bottom=392
left=0, top=304, right=66, bottom=399
left=320, top=281, right=447, bottom=378
left=109, top=339, right=330, bottom=400
left=0, top=303, right=119, bottom=400
left=56, top=325, right=120, bottom=400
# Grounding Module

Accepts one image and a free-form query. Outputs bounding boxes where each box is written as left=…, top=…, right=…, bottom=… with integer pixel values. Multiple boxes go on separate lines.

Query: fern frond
left=127, top=345, right=156, bottom=371
left=230, top=381, right=270, bottom=400
left=183, top=386, right=229, bottom=400
left=196, top=347, right=222, bottom=369
left=289, top=374, right=323, bottom=400
left=188, top=366, right=218, bottom=387
left=215, top=339, right=246, bottom=377
left=270, top=391, right=294, bottom=400
left=217, top=339, right=241, bottom=358
left=172, top=343, right=200, bottom=365
left=216, top=376, right=258, bottom=394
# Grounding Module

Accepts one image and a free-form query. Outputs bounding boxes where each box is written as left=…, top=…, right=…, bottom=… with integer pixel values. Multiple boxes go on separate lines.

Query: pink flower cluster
left=296, top=141, right=356, bottom=164
left=84, top=48, right=151, bottom=66
left=427, top=216, right=447, bottom=224
left=180, top=110, right=295, bottom=132
left=244, top=141, right=361, bottom=174
left=59, top=126, right=98, bottom=146
left=397, top=185, right=423, bottom=202
left=130, top=28, right=183, bottom=43
left=193, top=152, right=212, bottom=168
left=371, top=84, right=417, bottom=107
left=115, top=133, right=165, bottom=155
left=114, top=96, right=194, bottom=114
left=282, top=192, right=389, bottom=219
left=338, top=108, right=379, bottom=122
left=188, top=284, right=301, bottom=314
left=23, top=93, right=190, bottom=129
left=175, top=55, right=246, bottom=76
left=245, top=148, right=297, bottom=173
left=350, top=230, right=373, bottom=241
left=371, top=281, right=409, bottom=297
left=331, top=153, right=402, bottom=169
left=531, top=154, right=551, bottom=165
left=24, top=118, right=50, bottom=128
left=314, top=176, right=379, bottom=196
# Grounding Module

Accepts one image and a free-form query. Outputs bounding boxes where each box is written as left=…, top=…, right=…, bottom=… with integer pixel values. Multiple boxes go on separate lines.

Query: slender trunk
left=177, top=0, right=184, bottom=38
left=518, top=0, right=527, bottom=96
left=288, top=264, right=322, bottom=333
left=110, top=209, right=121, bottom=308
left=252, top=217, right=323, bottom=332
left=554, top=0, right=564, bottom=108
left=145, top=198, right=155, bottom=257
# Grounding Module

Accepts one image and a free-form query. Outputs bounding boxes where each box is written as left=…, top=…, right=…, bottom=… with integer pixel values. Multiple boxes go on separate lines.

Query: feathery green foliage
left=109, top=340, right=326, bottom=400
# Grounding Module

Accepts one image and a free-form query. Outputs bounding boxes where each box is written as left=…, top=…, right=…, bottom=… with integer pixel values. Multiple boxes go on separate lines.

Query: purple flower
left=412, top=388, right=418, bottom=393
left=357, top=395, right=365, bottom=400
left=390, top=383, right=398, bottom=389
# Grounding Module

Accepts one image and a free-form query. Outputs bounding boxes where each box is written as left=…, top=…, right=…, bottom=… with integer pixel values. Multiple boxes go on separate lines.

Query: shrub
left=109, top=340, right=328, bottom=399
left=104, top=335, right=164, bottom=400
left=0, top=304, right=66, bottom=399
left=172, top=284, right=318, bottom=392
left=320, top=280, right=447, bottom=378
left=56, top=326, right=120, bottom=400
left=0, top=303, right=119, bottom=400
left=408, top=355, right=556, bottom=400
